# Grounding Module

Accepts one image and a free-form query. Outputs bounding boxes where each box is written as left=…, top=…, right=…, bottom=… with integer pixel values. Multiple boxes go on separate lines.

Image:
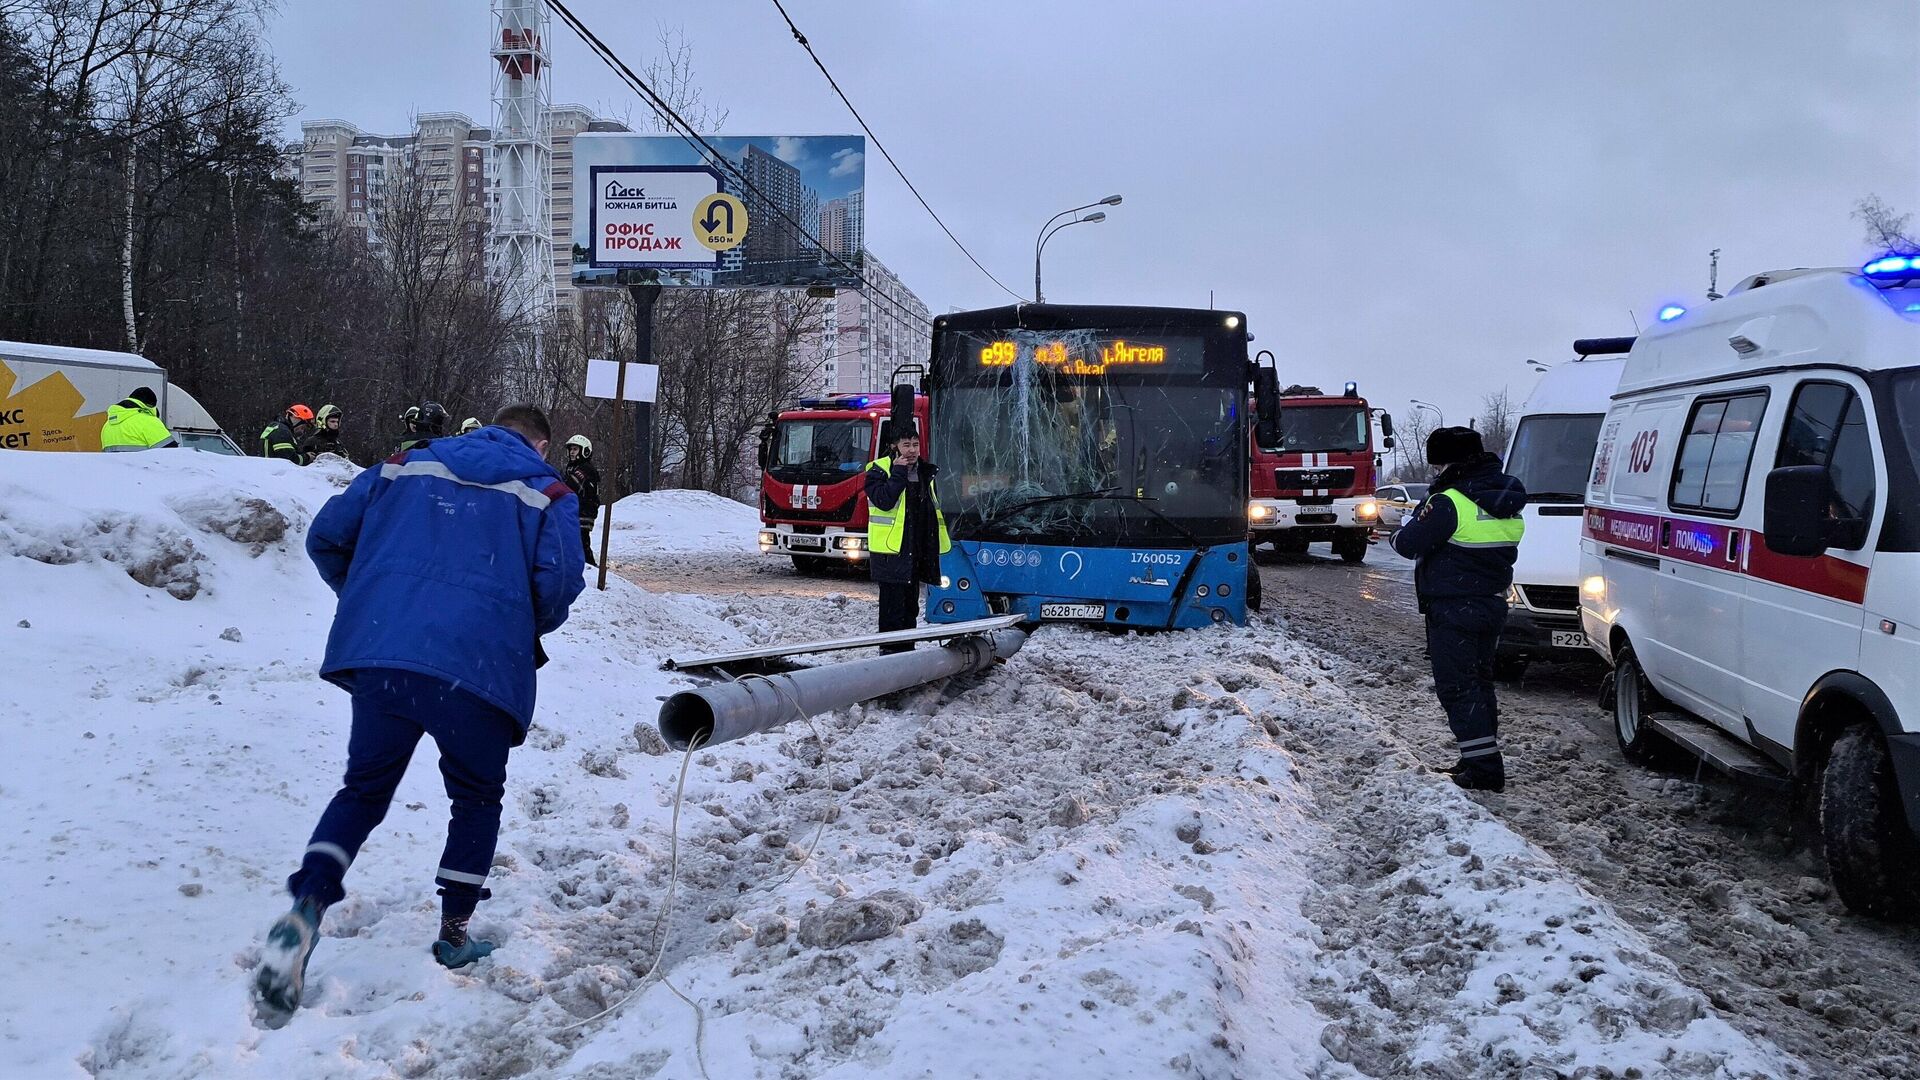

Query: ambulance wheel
left=1612, top=645, right=1663, bottom=763
left=1821, top=726, right=1920, bottom=920
left=790, top=554, right=827, bottom=575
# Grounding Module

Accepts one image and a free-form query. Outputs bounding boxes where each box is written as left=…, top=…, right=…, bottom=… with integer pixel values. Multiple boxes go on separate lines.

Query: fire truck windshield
left=1265, top=404, right=1368, bottom=453
left=769, top=417, right=873, bottom=482
left=933, top=327, right=1247, bottom=546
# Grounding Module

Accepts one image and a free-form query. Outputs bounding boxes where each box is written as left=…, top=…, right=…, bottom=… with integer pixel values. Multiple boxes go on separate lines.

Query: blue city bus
left=922, top=304, right=1262, bottom=629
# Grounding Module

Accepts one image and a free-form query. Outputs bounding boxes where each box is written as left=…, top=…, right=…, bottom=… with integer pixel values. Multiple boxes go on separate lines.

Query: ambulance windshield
left=1505, top=413, right=1604, bottom=502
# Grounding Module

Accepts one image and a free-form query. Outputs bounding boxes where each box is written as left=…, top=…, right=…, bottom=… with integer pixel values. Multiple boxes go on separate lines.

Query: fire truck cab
left=1248, top=381, right=1389, bottom=562
left=757, top=389, right=930, bottom=572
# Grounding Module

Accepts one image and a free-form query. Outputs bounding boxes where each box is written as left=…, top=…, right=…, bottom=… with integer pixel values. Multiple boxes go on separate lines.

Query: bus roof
left=933, top=303, right=1247, bottom=334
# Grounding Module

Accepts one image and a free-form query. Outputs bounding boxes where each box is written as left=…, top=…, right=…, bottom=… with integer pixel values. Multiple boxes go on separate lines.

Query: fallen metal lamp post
left=658, top=627, right=1028, bottom=750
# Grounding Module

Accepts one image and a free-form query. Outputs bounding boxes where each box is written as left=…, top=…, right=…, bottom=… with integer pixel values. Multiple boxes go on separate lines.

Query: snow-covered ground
left=1, top=450, right=1802, bottom=1078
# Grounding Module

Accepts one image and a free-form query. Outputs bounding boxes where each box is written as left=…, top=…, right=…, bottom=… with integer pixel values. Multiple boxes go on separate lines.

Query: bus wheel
left=1822, top=726, right=1920, bottom=920
left=1612, top=645, right=1663, bottom=763
left=1246, top=562, right=1263, bottom=612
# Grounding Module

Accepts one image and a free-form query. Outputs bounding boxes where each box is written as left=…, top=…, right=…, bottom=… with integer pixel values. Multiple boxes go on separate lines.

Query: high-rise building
left=824, top=252, right=931, bottom=394
left=738, top=144, right=806, bottom=266
left=295, top=105, right=628, bottom=314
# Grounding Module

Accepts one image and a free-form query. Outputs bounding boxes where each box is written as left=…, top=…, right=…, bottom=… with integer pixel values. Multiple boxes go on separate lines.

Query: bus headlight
left=1356, top=500, right=1379, bottom=520
left=1249, top=502, right=1273, bottom=521
left=940, top=575, right=952, bottom=589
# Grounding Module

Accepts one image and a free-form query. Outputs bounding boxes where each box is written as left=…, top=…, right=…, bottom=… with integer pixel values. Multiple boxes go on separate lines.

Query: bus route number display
left=974, top=336, right=1203, bottom=376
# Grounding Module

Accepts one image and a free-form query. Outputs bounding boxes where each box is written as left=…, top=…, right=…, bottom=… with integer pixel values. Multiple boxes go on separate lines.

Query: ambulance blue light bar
left=1657, top=305, right=1687, bottom=322
left=1864, top=254, right=1920, bottom=278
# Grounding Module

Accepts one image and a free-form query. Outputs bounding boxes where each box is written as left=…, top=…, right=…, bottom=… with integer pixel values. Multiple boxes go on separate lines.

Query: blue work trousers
left=1425, top=596, right=1507, bottom=783
left=288, top=669, right=516, bottom=917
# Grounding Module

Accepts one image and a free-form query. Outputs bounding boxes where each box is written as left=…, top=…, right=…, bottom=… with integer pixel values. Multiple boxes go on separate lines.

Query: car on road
left=1581, top=261, right=1920, bottom=919
left=1372, top=483, right=1427, bottom=530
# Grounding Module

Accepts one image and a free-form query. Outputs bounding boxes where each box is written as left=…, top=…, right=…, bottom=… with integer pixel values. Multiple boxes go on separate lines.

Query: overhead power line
left=769, top=0, right=1028, bottom=304
left=543, top=0, right=937, bottom=333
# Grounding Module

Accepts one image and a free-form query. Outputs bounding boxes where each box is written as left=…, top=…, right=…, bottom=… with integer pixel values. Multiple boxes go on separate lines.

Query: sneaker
left=252, top=897, right=325, bottom=1027
left=431, top=913, right=496, bottom=970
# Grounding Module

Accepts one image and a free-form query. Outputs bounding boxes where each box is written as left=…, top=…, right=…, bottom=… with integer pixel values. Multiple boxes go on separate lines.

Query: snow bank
left=605, top=488, right=760, bottom=556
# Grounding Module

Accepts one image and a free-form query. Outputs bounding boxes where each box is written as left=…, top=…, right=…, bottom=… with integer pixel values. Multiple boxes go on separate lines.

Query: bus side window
left=1777, top=381, right=1877, bottom=549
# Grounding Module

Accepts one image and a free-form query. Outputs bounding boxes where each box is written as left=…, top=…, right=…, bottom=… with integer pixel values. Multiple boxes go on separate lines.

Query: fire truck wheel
left=1335, top=531, right=1367, bottom=563
left=790, top=554, right=828, bottom=576
left=1611, top=645, right=1664, bottom=764
left=1821, top=726, right=1920, bottom=920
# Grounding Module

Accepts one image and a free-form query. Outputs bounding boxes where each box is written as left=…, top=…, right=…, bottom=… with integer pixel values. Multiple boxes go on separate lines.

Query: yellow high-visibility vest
left=1439, top=488, right=1525, bottom=548
left=867, top=456, right=952, bottom=556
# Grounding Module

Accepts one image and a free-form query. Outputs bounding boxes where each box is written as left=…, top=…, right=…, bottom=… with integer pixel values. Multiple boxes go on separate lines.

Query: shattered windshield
left=769, top=418, right=873, bottom=482
left=1265, top=404, right=1368, bottom=453
left=933, top=329, right=1246, bottom=546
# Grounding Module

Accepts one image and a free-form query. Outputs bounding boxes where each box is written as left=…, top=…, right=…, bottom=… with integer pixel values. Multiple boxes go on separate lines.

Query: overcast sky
left=271, top=1, right=1920, bottom=428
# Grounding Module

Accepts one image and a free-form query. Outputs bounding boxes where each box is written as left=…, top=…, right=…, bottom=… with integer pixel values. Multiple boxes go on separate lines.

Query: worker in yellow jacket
left=100, top=387, right=177, bottom=451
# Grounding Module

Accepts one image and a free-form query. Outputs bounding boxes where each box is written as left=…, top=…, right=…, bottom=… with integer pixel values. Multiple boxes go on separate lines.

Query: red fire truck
left=1248, top=381, right=1393, bottom=563
left=756, top=389, right=931, bottom=573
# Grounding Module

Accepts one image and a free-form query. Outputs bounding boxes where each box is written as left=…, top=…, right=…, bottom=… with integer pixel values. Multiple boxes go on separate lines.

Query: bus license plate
left=1040, top=603, right=1107, bottom=621
left=1552, top=631, right=1588, bottom=649
left=788, top=535, right=824, bottom=550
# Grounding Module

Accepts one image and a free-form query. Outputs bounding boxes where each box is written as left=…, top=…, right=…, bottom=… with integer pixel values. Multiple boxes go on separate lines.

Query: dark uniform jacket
left=261, top=419, right=307, bottom=464
left=1390, top=453, right=1527, bottom=607
left=863, top=459, right=942, bottom=586
left=564, top=459, right=602, bottom=525
left=305, top=428, right=347, bottom=462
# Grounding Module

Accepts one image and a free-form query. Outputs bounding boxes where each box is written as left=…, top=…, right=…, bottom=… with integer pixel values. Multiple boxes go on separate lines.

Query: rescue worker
left=459, top=417, right=482, bottom=435
left=99, top=386, right=176, bottom=450
left=397, top=401, right=448, bottom=453
left=863, top=422, right=949, bottom=654
left=262, top=404, right=315, bottom=464
left=253, top=403, right=584, bottom=1024
left=305, top=404, right=347, bottom=461
left=1390, top=427, right=1526, bottom=792
left=562, top=435, right=601, bottom=567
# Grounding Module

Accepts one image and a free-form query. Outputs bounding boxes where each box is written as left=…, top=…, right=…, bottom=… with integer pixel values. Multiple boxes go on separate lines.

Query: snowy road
left=1255, top=543, right=1920, bottom=1078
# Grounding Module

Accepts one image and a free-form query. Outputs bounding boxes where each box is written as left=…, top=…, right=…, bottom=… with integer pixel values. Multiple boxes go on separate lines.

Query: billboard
left=572, top=134, right=866, bottom=290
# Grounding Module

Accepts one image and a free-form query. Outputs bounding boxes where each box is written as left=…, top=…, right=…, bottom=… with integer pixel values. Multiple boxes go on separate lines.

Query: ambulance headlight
left=1249, top=502, right=1273, bottom=521
left=1582, top=575, right=1607, bottom=600
left=1356, top=500, right=1379, bottom=520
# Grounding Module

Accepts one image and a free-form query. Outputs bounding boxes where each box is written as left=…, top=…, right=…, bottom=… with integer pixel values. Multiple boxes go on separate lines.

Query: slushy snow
left=0, top=450, right=1800, bottom=1078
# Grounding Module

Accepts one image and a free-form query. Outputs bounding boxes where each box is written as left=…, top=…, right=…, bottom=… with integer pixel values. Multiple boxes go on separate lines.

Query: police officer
left=1390, top=427, right=1527, bottom=791
left=863, top=422, right=949, bottom=654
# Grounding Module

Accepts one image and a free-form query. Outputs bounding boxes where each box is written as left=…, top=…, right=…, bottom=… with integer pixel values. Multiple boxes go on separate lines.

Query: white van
left=0, top=339, right=241, bottom=454
left=1494, top=339, right=1630, bottom=677
left=1580, top=262, right=1920, bottom=917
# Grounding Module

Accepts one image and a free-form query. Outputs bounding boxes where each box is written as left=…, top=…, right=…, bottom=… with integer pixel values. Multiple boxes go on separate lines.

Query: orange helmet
left=288, top=404, right=316, bottom=422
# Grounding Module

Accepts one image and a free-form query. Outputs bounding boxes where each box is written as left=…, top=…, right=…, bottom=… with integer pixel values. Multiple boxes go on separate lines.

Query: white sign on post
left=588, top=166, right=721, bottom=270
left=585, top=359, right=660, bottom=403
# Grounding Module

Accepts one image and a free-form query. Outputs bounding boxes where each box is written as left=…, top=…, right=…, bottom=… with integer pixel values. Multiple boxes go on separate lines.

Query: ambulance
left=1494, top=338, right=1629, bottom=677
left=1580, top=260, right=1920, bottom=917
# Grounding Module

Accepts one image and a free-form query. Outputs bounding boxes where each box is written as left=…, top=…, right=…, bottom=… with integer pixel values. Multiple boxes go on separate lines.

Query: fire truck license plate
left=1552, top=631, right=1588, bottom=649
left=1297, top=512, right=1336, bottom=525
left=1040, top=603, right=1107, bottom=620
left=788, top=535, right=824, bottom=550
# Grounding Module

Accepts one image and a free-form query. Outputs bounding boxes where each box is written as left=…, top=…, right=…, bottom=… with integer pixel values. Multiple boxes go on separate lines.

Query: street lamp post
left=1035, top=194, right=1121, bottom=302
left=1409, top=399, right=1445, bottom=427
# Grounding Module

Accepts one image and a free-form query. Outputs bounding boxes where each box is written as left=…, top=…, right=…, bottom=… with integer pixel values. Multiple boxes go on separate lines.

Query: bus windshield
left=934, top=329, right=1246, bottom=546
left=1266, top=403, right=1367, bottom=453
left=769, top=417, right=872, bottom=483
left=1505, top=413, right=1603, bottom=502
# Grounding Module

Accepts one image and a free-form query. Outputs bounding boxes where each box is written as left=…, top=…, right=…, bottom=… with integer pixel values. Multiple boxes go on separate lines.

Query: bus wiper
left=978, top=486, right=1121, bottom=531
left=1108, top=494, right=1204, bottom=549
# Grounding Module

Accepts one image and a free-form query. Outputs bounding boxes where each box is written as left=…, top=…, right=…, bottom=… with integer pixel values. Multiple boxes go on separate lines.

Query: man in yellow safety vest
left=1390, top=426, right=1527, bottom=792
left=863, top=422, right=949, bottom=653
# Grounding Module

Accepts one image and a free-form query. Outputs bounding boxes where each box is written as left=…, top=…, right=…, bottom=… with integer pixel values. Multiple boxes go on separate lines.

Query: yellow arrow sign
left=693, top=193, right=748, bottom=252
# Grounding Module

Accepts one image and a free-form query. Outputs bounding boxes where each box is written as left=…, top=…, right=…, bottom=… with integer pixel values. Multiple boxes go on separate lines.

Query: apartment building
left=825, top=252, right=931, bottom=394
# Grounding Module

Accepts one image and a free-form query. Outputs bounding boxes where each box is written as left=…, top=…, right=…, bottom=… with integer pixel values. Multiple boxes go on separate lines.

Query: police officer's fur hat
left=1426, top=426, right=1484, bottom=468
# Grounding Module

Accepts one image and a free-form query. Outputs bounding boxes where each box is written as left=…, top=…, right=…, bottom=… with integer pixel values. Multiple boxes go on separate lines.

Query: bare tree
left=1395, top=406, right=1434, bottom=481
left=1477, top=387, right=1517, bottom=455
left=1855, top=195, right=1917, bottom=252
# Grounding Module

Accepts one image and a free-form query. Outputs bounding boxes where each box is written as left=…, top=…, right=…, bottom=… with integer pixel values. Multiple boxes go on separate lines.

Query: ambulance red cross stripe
left=1584, top=507, right=1869, bottom=604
